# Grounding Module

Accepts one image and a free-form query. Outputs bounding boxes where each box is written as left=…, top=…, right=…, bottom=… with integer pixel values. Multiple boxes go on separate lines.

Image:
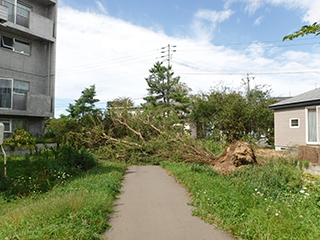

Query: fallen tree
left=48, top=106, right=257, bottom=173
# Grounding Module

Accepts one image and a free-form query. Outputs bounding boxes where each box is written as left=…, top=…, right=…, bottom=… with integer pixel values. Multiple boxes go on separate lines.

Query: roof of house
left=269, top=88, right=320, bottom=110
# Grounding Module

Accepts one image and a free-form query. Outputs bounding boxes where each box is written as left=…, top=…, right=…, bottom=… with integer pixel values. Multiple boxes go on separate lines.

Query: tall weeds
left=162, top=158, right=320, bottom=240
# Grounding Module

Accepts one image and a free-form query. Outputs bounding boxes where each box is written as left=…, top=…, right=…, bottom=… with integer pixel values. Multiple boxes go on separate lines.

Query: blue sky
left=55, top=0, right=320, bottom=117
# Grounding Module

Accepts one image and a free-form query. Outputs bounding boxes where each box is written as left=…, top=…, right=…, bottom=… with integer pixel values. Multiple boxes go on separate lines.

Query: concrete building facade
left=0, top=0, right=57, bottom=137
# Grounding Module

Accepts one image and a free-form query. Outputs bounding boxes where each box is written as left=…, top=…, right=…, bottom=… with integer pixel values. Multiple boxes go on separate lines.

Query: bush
left=232, top=157, right=304, bottom=198
left=3, top=128, right=36, bottom=150
left=0, top=145, right=97, bottom=199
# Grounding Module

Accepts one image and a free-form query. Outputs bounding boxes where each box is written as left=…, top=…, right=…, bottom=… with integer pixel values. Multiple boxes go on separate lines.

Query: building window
left=3, top=0, right=31, bottom=28
left=307, top=108, right=317, bottom=143
left=0, top=78, right=12, bottom=108
left=290, top=118, right=299, bottom=128
left=1, top=35, right=30, bottom=55
left=13, top=80, right=28, bottom=110
left=0, top=120, right=11, bottom=132
left=0, top=78, right=29, bottom=110
left=0, top=119, right=27, bottom=133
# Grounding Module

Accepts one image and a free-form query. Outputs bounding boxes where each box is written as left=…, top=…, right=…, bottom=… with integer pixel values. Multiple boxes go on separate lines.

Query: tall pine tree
left=67, top=85, right=99, bottom=119
left=143, top=61, right=180, bottom=107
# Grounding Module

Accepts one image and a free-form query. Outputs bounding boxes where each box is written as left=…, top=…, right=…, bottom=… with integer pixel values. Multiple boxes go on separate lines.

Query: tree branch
left=102, top=133, right=143, bottom=147
left=115, top=119, right=144, bottom=141
left=141, top=113, right=163, bottom=135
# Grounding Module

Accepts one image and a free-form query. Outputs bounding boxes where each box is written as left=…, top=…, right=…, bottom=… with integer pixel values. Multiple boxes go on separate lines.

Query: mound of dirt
left=211, top=141, right=257, bottom=174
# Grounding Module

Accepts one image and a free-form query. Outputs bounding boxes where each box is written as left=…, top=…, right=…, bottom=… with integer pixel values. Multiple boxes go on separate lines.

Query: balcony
left=0, top=93, right=53, bottom=118
left=0, top=3, right=8, bottom=23
left=1, top=1, right=55, bottom=42
left=33, top=0, right=57, bottom=6
left=4, top=1, right=30, bottom=27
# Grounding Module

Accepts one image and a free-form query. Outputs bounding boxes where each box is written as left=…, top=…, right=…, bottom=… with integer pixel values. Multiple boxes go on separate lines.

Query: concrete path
left=103, top=165, right=233, bottom=240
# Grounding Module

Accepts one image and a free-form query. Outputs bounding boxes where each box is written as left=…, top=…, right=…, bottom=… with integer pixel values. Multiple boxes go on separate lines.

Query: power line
left=177, top=36, right=319, bottom=48
left=177, top=42, right=319, bottom=52
left=176, top=70, right=319, bottom=76
left=58, top=49, right=158, bottom=74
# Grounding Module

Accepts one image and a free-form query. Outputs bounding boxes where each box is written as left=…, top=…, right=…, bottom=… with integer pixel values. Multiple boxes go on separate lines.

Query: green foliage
left=162, top=159, right=320, bottom=240
left=0, top=145, right=97, bottom=199
left=144, top=61, right=180, bottom=106
left=107, top=96, right=134, bottom=108
left=203, top=139, right=224, bottom=156
left=298, top=159, right=310, bottom=169
left=67, top=85, right=100, bottom=119
left=0, top=162, right=126, bottom=239
left=143, top=62, right=191, bottom=118
left=3, top=128, right=36, bottom=150
left=283, top=22, right=320, bottom=41
left=190, top=85, right=275, bottom=143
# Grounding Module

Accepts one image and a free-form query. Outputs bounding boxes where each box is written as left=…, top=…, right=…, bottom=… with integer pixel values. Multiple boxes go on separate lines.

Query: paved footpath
left=103, top=165, right=233, bottom=240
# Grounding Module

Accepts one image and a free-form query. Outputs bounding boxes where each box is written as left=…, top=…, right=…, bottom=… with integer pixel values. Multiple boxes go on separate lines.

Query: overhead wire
left=176, top=70, right=319, bottom=76
left=58, top=49, right=159, bottom=76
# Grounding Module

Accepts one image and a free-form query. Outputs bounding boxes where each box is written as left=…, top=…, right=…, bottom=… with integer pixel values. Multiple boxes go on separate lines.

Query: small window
left=0, top=120, right=11, bottom=132
left=14, top=39, right=30, bottom=54
left=290, top=118, right=299, bottom=128
left=1, top=35, right=30, bottom=55
left=1, top=36, right=14, bottom=50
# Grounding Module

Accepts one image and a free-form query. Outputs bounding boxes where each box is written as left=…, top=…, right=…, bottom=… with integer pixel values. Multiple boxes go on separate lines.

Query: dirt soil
left=103, top=166, right=234, bottom=240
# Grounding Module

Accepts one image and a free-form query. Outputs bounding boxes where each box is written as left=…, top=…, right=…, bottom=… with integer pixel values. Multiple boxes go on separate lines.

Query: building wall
left=0, top=0, right=56, bottom=137
left=274, top=107, right=306, bottom=149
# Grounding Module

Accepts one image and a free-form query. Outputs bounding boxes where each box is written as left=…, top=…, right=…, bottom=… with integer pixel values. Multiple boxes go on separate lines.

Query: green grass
left=161, top=159, right=320, bottom=240
left=0, top=161, right=126, bottom=239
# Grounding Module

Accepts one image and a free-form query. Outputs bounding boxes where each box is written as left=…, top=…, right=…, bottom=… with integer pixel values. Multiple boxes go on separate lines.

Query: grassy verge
left=161, top=159, right=320, bottom=240
left=0, top=155, right=126, bottom=239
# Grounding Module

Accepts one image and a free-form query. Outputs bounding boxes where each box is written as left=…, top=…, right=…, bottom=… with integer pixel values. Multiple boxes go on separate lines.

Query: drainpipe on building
left=0, top=122, right=7, bottom=178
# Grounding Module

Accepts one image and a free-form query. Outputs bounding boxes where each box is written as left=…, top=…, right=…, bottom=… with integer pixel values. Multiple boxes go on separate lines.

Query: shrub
left=0, top=145, right=97, bottom=199
left=3, top=128, right=36, bottom=150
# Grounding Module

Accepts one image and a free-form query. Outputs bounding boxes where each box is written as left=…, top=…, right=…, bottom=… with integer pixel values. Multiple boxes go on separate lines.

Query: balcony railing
left=0, top=3, right=8, bottom=23
left=3, top=1, right=30, bottom=28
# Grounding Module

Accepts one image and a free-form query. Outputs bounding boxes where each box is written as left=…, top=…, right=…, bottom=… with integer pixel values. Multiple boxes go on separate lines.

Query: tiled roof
left=269, top=88, right=320, bottom=109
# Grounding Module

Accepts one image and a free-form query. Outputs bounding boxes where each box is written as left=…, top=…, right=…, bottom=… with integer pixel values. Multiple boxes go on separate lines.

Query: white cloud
left=55, top=6, right=320, bottom=117
left=195, top=9, right=234, bottom=23
left=225, top=0, right=320, bottom=23
left=191, top=9, right=234, bottom=41
left=254, top=15, right=264, bottom=26
left=95, top=1, right=107, bottom=15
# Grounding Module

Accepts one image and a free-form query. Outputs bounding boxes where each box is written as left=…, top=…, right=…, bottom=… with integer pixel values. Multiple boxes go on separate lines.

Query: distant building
left=0, top=0, right=57, bottom=137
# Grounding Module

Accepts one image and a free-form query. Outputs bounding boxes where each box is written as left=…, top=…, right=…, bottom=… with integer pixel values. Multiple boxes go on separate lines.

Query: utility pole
left=160, top=44, right=177, bottom=68
left=242, top=73, right=255, bottom=94
left=160, top=44, right=177, bottom=105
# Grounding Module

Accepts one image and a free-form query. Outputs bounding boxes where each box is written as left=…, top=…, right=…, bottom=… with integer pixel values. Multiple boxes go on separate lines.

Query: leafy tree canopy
left=190, top=85, right=275, bottom=143
left=283, top=22, right=320, bottom=41
left=67, top=85, right=100, bottom=119
left=107, top=97, right=134, bottom=108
